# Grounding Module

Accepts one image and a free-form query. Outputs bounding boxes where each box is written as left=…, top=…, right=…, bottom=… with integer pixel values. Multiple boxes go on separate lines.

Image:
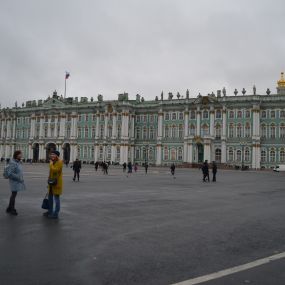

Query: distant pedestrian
left=123, top=162, right=127, bottom=173
left=127, top=162, right=132, bottom=174
left=134, top=163, right=138, bottom=172
left=170, top=163, right=176, bottom=177
left=5, top=150, right=26, bottom=216
left=72, top=158, right=81, bottom=182
left=144, top=163, right=148, bottom=174
left=43, top=150, right=63, bottom=219
left=202, top=160, right=210, bottom=182
left=65, top=160, right=69, bottom=168
left=95, top=161, right=99, bottom=171
left=212, top=161, right=217, bottom=182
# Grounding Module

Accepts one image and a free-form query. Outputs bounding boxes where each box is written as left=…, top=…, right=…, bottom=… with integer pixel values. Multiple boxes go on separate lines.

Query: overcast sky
left=0, top=0, right=284, bottom=107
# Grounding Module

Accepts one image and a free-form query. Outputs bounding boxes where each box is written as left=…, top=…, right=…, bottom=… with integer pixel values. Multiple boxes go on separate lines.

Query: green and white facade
left=1, top=74, right=285, bottom=169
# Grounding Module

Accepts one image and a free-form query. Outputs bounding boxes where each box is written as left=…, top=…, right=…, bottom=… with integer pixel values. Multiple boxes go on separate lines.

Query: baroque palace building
left=1, top=73, right=285, bottom=169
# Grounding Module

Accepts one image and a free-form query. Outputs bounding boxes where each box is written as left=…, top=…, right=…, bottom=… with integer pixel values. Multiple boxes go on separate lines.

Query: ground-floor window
left=228, top=148, right=234, bottom=161
left=261, top=150, right=266, bottom=162
left=236, top=149, right=242, bottom=162
left=171, top=148, right=176, bottom=160
left=164, top=147, right=169, bottom=160
left=215, top=148, right=221, bottom=162
left=270, top=149, right=276, bottom=162
left=244, top=148, right=250, bottom=162
left=280, top=149, right=285, bottom=162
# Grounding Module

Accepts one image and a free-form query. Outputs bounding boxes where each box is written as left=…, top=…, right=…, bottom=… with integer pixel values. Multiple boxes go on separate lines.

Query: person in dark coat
left=144, top=163, right=148, bottom=174
left=127, top=162, right=132, bottom=174
left=201, top=160, right=210, bottom=182
left=212, top=161, right=217, bottom=182
left=95, top=161, right=99, bottom=171
left=123, top=162, right=127, bottom=172
left=72, top=159, right=81, bottom=181
left=170, top=163, right=176, bottom=177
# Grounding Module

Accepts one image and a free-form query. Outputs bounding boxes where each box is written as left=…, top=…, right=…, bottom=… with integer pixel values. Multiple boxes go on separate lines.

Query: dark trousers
left=212, top=172, right=216, bottom=182
left=8, top=191, right=17, bottom=210
left=73, top=171, right=80, bottom=181
left=203, top=173, right=210, bottom=182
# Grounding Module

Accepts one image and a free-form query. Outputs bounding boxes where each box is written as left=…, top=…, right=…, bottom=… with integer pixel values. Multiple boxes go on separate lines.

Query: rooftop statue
left=222, top=87, right=226, bottom=96
left=253, top=85, right=256, bottom=95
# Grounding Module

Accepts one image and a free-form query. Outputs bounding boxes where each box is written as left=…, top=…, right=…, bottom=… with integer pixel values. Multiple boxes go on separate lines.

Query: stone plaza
left=1, top=163, right=285, bottom=285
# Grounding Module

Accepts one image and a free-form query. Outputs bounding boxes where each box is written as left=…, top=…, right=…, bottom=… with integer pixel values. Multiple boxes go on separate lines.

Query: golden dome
left=277, top=72, right=285, bottom=87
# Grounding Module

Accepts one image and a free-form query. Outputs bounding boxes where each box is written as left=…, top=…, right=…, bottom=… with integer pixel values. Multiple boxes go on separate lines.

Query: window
left=201, top=124, right=209, bottom=136
left=165, top=113, right=170, bottom=120
left=190, top=125, right=196, bottom=136
left=44, top=127, right=48, bottom=137
left=150, top=115, right=154, bottom=122
left=136, top=128, right=140, bottom=139
left=136, top=115, right=140, bottom=122
left=117, top=126, right=121, bottom=138
left=215, top=124, right=221, bottom=139
left=215, top=149, right=221, bottom=162
left=228, top=148, right=234, bottom=161
left=108, top=127, right=112, bottom=137
left=237, top=124, right=242, bottom=138
left=172, top=113, right=177, bottom=120
left=92, top=114, right=96, bottom=121
left=178, top=148, right=183, bottom=160
left=280, top=110, right=285, bottom=118
left=143, top=115, right=147, bottom=122
left=229, top=111, right=234, bottom=119
left=51, top=116, right=55, bottom=122
left=270, top=110, right=275, bottom=119
left=135, top=148, right=140, bottom=159
left=236, top=150, right=242, bottom=162
left=66, top=127, right=71, bottom=138
left=149, top=148, right=154, bottom=160
left=164, top=147, right=169, bottom=160
left=229, top=124, right=234, bottom=138
left=270, top=124, right=276, bottom=139
left=171, top=148, right=176, bottom=160
left=99, top=147, right=103, bottom=160
left=78, top=115, right=82, bottom=121
left=261, top=110, right=267, bottom=118
left=280, top=149, right=285, bottom=162
left=179, top=112, right=184, bottom=120
left=100, top=115, right=104, bottom=121
left=149, top=127, right=154, bottom=139
left=100, top=125, right=104, bottom=138
left=261, top=124, right=267, bottom=138
left=117, top=114, right=122, bottom=121
left=85, top=127, right=89, bottom=138
left=143, top=127, right=147, bottom=139
left=165, top=126, right=169, bottom=138
left=116, top=147, right=120, bottom=160
left=245, top=110, right=251, bottom=118
left=92, top=127, right=96, bottom=138
left=245, top=123, right=251, bottom=137
left=216, top=110, right=221, bottom=119
left=270, top=149, right=276, bottom=162
left=172, top=126, right=177, bottom=138
left=107, top=147, right=111, bottom=160
left=237, top=110, right=242, bottom=118
left=203, top=110, right=209, bottom=119
left=190, top=111, right=196, bottom=119
left=178, top=125, right=183, bottom=138
left=280, top=124, right=285, bottom=138
left=261, top=150, right=266, bottom=162
left=244, top=148, right=250, bottom=162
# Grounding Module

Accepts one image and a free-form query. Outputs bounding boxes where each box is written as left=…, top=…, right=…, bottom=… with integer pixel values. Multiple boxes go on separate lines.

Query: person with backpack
left=4, top=150, right=26, bottom=216
left=43, top=150, right=63, bottom=219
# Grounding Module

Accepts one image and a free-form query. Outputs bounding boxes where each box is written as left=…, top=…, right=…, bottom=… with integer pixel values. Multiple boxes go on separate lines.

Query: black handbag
left=42, top=193, right=49, bottom=209
left=47, top=178, right=57, bottom=186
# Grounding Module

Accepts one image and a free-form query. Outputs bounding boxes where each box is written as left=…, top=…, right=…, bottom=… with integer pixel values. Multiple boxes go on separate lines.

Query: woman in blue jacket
left=6, top=150, right=26, bottom=215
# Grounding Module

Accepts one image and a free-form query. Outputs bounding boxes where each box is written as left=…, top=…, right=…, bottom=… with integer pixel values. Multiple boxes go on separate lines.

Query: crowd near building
left=1, top=73, right=285, bottom=169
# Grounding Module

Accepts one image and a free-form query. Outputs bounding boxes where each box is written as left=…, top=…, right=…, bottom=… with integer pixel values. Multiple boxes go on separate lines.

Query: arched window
left=280, top=149, right=285, bottom=162
left=178, top=125, right=183, bottom=138
left=215, top=149, right=221, bottom=162
left=245, top=123, right=251, bottom=137
left=261, top=150, right=266, bottom=162
left=178, top=148, right=183, bottom=160
left=201, top=124, right=209, bottom=136
left=165, top=126, right=169, bottom=138
left=270, top=149, right=276, bottom=162
left=164, top=147, right=169, bottom=160
left=229, top=110, right=234, bottom=118
left=261, top=110, right=266, bottom=118
left=149, top=127, right=154, bottom=139
left=245, top=110, right=251, bottom=118
left=261, top=124, right=267, bottom=138
left=216, top=110, right=221, bottom=119
left=270, top=124, right=276, bottom=139
left=165, top=113, right=170, bottom=120
left=280, top=110, right=285, bottom=118
left=229, top=124, right=234, bottom=138
left=179, top=112, right=184, bottom=120
left=203, top=110, right=209, bottom=119
left=189, top=125, right=196, bottom=136
left=244, top=147, right=250, bottom=162
left=172, top=126, right=177, bottom=138
left=190, top=111, right=196, bottom=119
left=236, top=150, right=242, bottom=162
left=172, top=113, right=177, bottom=120
left=237, top=124, right=242, bottom=138
left=237, top=110, right=242, bottom=118
left=215, top=124, right=221, bottom=139
left=280, top=124, right=285, bottom=138
left=228, top=148, right=234, bottom=161
left=171, top=148, right=176, bottom=160
left=270, top=110, right=276, bottom=119
left=149, top=148, right=154, bottom=160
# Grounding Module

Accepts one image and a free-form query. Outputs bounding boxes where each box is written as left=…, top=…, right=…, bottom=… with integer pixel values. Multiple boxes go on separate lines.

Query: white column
left=104, top=113, right=108, bottom=139
left=204, top=141, right=211, bottom=162
left=47, top=117, right=51, bottom=138
left=210, top=110, right=215, bottom=137
left=39, top=144, right=45, bottom=160
left=95, top=113, right=100, bottom=139
left=6, top=119, right=11, bottom=139
left=112, top=113, right=117, bottom=139
left=122, top=112, right=129, bottom=138
left=222, top=109, right=227, bottom=137
left=111, top=144, right=116, bottom=162
left=131, top=145, right=134, bottom=164
left=30, top=115, right=36, bottom=139
left=221, top=141, right=226, bottom=163
left=187, top=143, right=193, bottom=163
left=157, top=111, right=163, bottom=138
left=1, top=119, right=5, bottom=139
left=221, top=108, right=227, bottom=163
left=28, top=143, right=32, bottom=160
left=94, top=144, right=99, bottom=162
left=59, top=114, right=66, bottom=138
left=71, top=113, right=78, bottom=138
left=183, top=110, right=189, bottom=162
left=54, top=116, right=58, bottom=138
left=196, top=110, right=201, bottom=136
left=156, top=144, right=162, bottom=165
left=39, top=115, right=44, bottom=138
left=131, top=115, right=135, bottom=139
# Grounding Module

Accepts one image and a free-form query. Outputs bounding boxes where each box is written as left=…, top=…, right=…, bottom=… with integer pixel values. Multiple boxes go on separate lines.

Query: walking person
left=134, top=163, right=138, bottom=172
left=212, top=161, right=217, bottom=182
left=123, top=162, right=127, bottom=173
left=95, top=161, right=99, bottom=171
left=127, top=161, right=132, bottom=174
left=170, top=163, right=176, bottom=178
left=72, top=158, right=81, bottom=182
left=43, top=150, right=63, bottom=219
left=202, top=160, right=210, bottom=182
left=5, top=150, right=26, bottom=216
left=144, top=163, right=148, bottom=174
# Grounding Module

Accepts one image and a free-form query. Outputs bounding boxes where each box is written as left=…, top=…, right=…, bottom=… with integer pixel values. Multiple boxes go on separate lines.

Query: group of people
left=201, top=160, right=217, bottom=182
left=4, top=150, right=63, bottom=219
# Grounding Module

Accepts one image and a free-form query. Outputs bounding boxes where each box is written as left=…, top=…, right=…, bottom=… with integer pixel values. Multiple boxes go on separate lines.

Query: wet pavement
left=0, top=164, right=285, bottom=285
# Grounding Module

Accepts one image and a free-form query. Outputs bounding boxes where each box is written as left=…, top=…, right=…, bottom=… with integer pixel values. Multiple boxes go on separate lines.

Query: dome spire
left=277, top=72, right=285, bottom=87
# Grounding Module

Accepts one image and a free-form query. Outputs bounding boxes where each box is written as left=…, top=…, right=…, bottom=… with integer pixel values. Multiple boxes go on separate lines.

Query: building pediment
left=42, top=91, right=65, bottom=108
left=193, top=95, right=216, bottom=105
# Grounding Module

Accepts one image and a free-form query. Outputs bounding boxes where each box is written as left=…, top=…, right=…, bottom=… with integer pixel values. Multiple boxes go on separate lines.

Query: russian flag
left=65, top=71, right=70, bottom=79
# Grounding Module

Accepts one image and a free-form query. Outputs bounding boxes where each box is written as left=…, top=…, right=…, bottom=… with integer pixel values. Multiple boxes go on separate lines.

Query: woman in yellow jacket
left=44, top=150, right=63, bottom=219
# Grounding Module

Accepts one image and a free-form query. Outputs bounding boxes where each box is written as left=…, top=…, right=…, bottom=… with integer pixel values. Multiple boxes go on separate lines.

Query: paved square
left=1, top=164, right=285, bottom=285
